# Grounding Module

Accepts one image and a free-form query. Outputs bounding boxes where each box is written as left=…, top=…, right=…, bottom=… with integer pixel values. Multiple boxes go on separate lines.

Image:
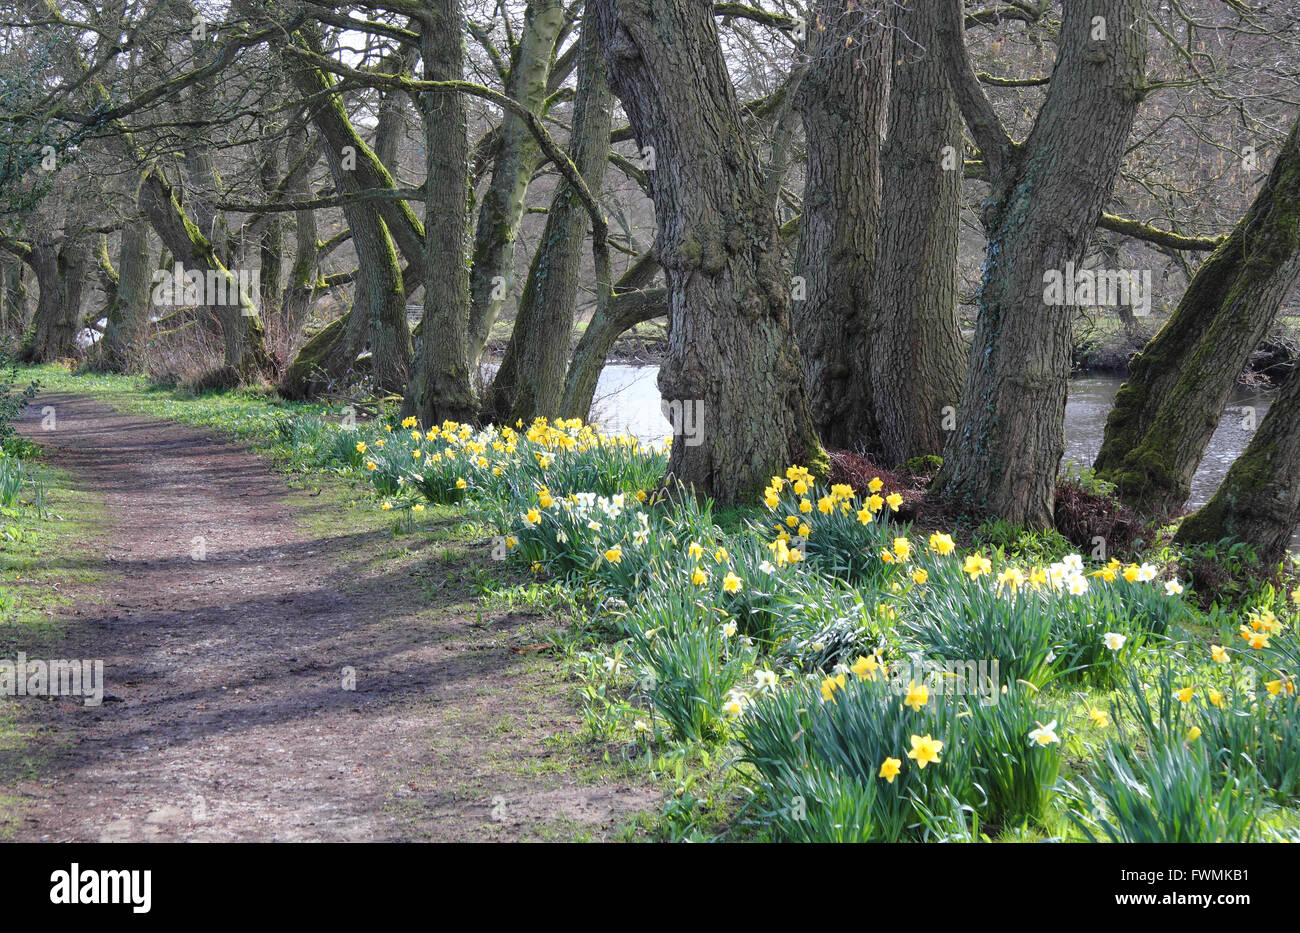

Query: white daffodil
left=1028, top=720, right=1061, bottom=746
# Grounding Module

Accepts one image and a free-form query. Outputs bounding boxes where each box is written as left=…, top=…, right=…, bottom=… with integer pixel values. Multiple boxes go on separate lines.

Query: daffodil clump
left=341, top=414, right=665, bottom=515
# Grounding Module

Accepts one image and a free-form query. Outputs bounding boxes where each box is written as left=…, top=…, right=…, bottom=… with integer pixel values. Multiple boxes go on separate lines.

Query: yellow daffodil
left=903, top=681, right=929, bottom=711
left=907, top=734, right=943, bottom=768
left=879, top=757, right=902, bottom=783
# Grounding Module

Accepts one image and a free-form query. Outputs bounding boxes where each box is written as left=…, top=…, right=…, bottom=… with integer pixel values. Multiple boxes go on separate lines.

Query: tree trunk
left=1176, top=358, right=1300, bottom=565
left=559, top=286, right=665, bottom=420
left=466, top=0, right=570, bottom=370
left=792, top=0, right=890, bottom=452
left=100, top=221, right=153, bottom=372
left=592, top=0, right=827, bottom=502
left=282, top=139, right=411, bottom=398
left=1094, top=115, right=1300, bottom=516
left=558, top=249, right=662, bottom=420
left=280, top=123, right=323, bottom=344
left=404, top=0, right=478, bottom=426
left=137, top=166, right=273, bottom=380
left=484, top=11, right=612, bottom=425
left=286, top=29, right=426, bottom=279
left=870, top=0, right=966, bottom=466
left=20, top=241, right=85, bottom=363
left=932, top=0, right=1146, bottom=528
left=1, top=262, right=29, bottom=336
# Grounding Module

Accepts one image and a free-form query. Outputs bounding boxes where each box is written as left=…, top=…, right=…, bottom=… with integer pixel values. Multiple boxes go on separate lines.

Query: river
left=585, top=365, right=1277, bottom=516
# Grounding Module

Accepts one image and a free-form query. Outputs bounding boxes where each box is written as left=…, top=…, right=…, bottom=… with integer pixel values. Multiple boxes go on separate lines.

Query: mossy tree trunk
left=466, top=0, right=570, bottom=371
left=592, top=0, right=828, bottom=502
left=558, top=249, right=663, bottom=420
left=100, top=221, right=153, bottom=372
left=1094, top=115, right=1300, bottom=517
left=484, top=11, right=612, bottom=426
left=932, top=0, right=1146, bottom=528
left=792, top=0, right=890, bottom=452
left=1176, top=358, right=1300, bottom=565
left=405, top=0, right=479, bottom=426
left=137, top=166, right=273, bottom=380
left=870, top=0, right=966, bottom=466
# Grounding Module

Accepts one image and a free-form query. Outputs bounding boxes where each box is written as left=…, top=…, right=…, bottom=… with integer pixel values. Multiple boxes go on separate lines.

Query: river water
left=585, top=365, right=1275, bottom=514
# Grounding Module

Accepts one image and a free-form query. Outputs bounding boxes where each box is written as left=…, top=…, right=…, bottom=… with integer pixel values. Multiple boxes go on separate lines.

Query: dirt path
left=2, top=393, right=655, bottom=841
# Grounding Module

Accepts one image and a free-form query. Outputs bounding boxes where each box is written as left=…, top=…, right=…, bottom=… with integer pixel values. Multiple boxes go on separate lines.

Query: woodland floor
left=0, top=393, right=656, bottom=841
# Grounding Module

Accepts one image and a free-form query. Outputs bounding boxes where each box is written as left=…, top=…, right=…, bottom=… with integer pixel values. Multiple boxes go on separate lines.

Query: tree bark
left=592, top=0, right=827, bottom=502
left=137, top=166, right=272, bottom=380
left=484, top=10, right=612, bottom=425
left=1176, top=358, right=1300, bottom=565
left=20, top=239, right=87, bottom=363
left=466, top=0, right=569, bottom=370
left=1094, top=115, right=1300, bottom=516
left=99, top=221, right=153, bottom=372
left=932, top=0, right=1146, bottom=528
left=869, top=0, right=966, bottom=466
left=792, top=0, right=890, bottom=452
left=404, top=0, right=478, bottom=426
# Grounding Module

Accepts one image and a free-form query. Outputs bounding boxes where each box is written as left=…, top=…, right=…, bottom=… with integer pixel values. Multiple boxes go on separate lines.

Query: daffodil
left=963, top=553, right=992, bottom=580
left=1103, top=632, right=1126, bottom=651
left=1211, top=644, right=1230, bottom=664
left=886, top=492, right=903, bottom=511
left=929, top=532, right=955, bottom=555
left=850, top=654, right=881, bottom=681
left=604, top=546, right=622, bottom=564
left=1175, top=686, right=1194, bottom=703
left=912, top=568, right=928, bottom=585
left=754, top=669, right=777, bottom=691
left=907, top=734, right=943, bottom=768
left=722, top=572, right=743, bottom=594
left=820, top=673, right=846, bottom=702
left=1165, top=579, right=1184, bottom=596
left=879, top=757, right=902, bottom=784
left=1028, top=720, right=1060, bottom=746
left=1089, top=709, right=1110, bottom=728
left=1186, top=726, right=1202, bottom=742
left=903, top=681, right=929, bottom=711
left=1209, top=689, right=1224, bottom=708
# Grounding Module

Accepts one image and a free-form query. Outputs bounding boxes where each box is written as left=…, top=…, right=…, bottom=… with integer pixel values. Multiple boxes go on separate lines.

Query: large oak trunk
left=792, top=0, right=890, bottom=452
left=870, top=0, right=966, bottom=466
left=592, top=0, right=826, bottom=502
left=933, top=0, right=1146, bottom=528
left=404, top=0, right=478, bottom=426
